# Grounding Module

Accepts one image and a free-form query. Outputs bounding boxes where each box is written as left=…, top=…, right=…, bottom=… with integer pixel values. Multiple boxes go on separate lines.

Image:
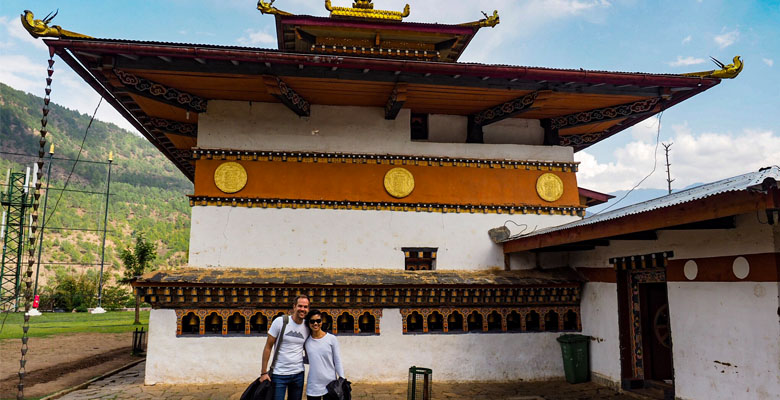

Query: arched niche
left=467, top=311, right=483, bottom=333
left=447, top=311, right=464, bottom=333
left=205, top=312, right=223, bottom=335
left=506, top=311, right=522, bottom=332
left=181, top=312, right=199, bottom=335
left=406, top=311, right=423, bottom=333
left=358, top=312, right=375, bottom=334
left=250, top=313, right=268, bottom=334
left=544, top=310, right=559, bottom=332
left=427, top=311, right=444, bottom=332
left=563, top=310, right=578, bottom=331
left=526, top=311, right=540, bottom=332
left=227, top=312, right=245, bottom=334
left=487, top=310, right=503, bottom=332
left=337, top=312, right=354, bottom=334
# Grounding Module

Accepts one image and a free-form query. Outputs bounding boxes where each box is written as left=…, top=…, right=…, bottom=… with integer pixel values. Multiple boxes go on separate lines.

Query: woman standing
left=304, top=309, right=345, bottom=400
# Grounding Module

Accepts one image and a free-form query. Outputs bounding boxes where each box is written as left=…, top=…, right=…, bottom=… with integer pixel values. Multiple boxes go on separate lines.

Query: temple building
left=21, top=1, right=772, bottom=398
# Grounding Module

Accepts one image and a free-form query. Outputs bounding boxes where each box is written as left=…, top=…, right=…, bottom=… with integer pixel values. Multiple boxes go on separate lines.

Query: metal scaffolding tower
left=1, top=169, right=33, bottom=311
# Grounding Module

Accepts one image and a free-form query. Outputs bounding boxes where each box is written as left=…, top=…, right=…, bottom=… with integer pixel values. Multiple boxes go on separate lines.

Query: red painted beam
left=45, top=39, right=721, bottom=89
left=503, top=190, right=774, bottom=254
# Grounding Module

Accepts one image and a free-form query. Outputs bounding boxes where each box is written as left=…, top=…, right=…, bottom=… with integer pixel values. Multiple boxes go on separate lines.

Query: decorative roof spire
left=325, top=0, right=410, bottom=21
left=682, top=56, right=744, bottom=79
left=20, top=10, right=91, bottom=39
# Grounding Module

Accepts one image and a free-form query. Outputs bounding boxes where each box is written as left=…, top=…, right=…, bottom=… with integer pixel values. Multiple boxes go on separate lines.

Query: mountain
left=0, top=82, right=192, bottom=283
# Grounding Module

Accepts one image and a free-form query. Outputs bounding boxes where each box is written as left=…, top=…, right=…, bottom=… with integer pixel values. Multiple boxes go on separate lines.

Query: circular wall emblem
left=683, top=260, right=698, bottom=281
left=384, top=167, right=415, bottom=198
left=214, top=162, right=248, bottom=194
left=536, top=173, right=564, bottom=202
left=732, top=256, right=750, bottom=280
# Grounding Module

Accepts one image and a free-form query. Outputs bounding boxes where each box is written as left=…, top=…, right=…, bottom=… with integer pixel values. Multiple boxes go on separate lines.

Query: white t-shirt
left=304, top=333, right=344, bottom=396
left=267, top=316, right=309, bottom=375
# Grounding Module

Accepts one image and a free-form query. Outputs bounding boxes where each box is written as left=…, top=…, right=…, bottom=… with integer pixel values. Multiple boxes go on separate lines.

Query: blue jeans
left=271, top=371, right=304, bottom=400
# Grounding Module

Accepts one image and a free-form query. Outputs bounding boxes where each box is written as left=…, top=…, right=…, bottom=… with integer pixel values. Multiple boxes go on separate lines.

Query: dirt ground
left=0, top=332, right=141, bottom=399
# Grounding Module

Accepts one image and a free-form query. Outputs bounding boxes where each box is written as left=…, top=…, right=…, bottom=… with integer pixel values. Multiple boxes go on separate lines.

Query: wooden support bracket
left=262, top=75, right=311, bottom=117
left=385, top=83, right=408, bottom=120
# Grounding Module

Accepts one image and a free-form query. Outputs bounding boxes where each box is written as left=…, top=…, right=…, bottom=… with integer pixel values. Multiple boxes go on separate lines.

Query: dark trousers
left=307, top=396, right=325, bottom=400
left=271, top=371, right=304, bottom=400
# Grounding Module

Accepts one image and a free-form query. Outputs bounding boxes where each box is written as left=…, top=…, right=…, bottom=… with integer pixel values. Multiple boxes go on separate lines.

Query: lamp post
left=91, top=151, right=112, bottom=314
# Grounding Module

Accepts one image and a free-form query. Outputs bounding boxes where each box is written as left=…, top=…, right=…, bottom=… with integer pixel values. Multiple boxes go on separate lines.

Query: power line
left=43, top=97, right=103, bottom=227
left=0, top=150, right=114, bottom=165
left=591, top=112, right=664, bottom=217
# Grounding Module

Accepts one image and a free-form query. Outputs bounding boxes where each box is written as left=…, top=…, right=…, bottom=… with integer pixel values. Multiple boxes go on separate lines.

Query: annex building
left=22, top=1, right=776, bottom=399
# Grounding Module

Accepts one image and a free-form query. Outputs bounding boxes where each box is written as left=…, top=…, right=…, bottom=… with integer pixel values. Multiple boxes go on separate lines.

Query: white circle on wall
left=683, top=260, right=698, bottom=280
left=732, top=257, right=750, bottom=279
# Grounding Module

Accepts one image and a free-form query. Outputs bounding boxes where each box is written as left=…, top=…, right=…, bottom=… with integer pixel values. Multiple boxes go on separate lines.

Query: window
left=403, top=247, right=437, bottom=271
left=410, top=113, right=429, bottom=141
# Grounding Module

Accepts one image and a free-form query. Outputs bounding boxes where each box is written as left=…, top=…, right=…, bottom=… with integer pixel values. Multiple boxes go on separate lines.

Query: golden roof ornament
left=257, top=0, right=293, bottom=16
left=459, top=10, right=500, bottom=28
left=682, top=56, right=743, bottom=79
left=325, top=0, right=410, bottom=21
left=20, top=10, right=92, bottom=39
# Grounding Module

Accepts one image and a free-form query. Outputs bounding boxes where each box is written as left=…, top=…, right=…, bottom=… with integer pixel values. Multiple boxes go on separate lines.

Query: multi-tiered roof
left=22, top=2, right=741, bottom=180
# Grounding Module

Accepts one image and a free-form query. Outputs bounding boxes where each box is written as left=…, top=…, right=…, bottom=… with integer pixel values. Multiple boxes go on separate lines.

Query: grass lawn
left=0, top=311, right=149, bottom=340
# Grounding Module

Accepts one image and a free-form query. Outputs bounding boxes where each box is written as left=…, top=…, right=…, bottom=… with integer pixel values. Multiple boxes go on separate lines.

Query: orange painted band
left=194, top=159, right=581, bottom=207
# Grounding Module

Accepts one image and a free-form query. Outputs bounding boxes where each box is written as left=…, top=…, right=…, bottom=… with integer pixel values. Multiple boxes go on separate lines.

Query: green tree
left=120, top=233, right=157, bottom=324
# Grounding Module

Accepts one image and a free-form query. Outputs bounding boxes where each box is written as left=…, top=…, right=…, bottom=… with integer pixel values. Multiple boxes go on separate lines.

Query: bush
left=38, top=267, right=98, bottom=311
left=101, top=285, right=132, bottom=311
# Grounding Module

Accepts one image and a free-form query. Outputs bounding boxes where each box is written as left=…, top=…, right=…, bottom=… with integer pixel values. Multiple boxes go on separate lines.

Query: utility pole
left=92, top=151, right=113, bottom=314
left=662, top=142, right=674, bottom=195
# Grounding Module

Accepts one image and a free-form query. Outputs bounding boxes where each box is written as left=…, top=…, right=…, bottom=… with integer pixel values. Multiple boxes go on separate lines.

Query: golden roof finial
left=257, top=0, right=293, bottom=16
left=20, top=10, right=92, bottom=39
left=325, top=0, right=410, bottom=21
left=681, top=56, right=744, bottom=79
left=459, top=10, right=500, bottom=28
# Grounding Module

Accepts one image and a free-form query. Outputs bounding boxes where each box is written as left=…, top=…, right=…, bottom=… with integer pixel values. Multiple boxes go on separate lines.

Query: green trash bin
left=557, top=334, right=590, bottom=384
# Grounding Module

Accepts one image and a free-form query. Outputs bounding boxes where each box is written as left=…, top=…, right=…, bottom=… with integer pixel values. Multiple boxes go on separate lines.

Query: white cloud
left=714, top=29, right=739, bottom=49
left=681, top=35, right=692, bottom=45
left=668, top=56, right=706, bottom=67
left=575, top=124, right=780, bottom=193
left=0, top=16, right=48, bottom=51
left=236, top=29, right=276, bottom=46
left=763, top=58, right=774, bottom=67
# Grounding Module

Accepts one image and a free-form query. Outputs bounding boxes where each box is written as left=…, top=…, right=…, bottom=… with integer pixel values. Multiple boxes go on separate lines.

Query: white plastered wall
left=198, top=102, right=572, bottom=162
left=146, top=308, right=565, bottom=384
left=533, top=213, right=780, bottom=396
left=189, top=206, right=578, bottom=270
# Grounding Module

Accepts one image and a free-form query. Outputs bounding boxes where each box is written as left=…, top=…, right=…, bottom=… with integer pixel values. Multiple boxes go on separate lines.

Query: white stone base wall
left=667, top=282, right=780, bottom=400
left=146, top=309, right=566, bottom=384
left=189, top=206, right=578, bottom=270
left=580, top=282, right=621, bottom=385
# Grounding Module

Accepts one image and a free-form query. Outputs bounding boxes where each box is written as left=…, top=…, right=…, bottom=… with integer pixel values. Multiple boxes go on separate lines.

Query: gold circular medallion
left=214, top=162, right=248, bottom=194
left=384, top=167, right=415, bottom=198
left=536, top=173, right=564, bottom=202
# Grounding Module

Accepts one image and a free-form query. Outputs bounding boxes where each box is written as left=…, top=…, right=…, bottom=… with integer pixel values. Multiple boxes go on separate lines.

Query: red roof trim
left=279, top=15, right=477, bottom=35
left=46, top=39, right=721, bottom=89
left=578, top=187, right=615, bottom=203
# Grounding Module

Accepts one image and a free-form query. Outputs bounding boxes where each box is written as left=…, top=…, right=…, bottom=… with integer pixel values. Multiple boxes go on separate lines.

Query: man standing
left=260, top=295, right=310, bottom=400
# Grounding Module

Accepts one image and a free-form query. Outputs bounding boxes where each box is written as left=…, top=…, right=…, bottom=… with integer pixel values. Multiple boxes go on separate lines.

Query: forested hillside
left=0, top=82, right=192, bottom=290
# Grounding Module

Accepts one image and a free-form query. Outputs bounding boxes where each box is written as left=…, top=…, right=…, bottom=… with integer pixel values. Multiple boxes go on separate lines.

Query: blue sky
left=1, top=0, right=778, bottom=193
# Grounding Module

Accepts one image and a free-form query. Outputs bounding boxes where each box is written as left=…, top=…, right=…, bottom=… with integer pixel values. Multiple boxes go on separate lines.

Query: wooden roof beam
left=385, top=82, right=408, bottom=120
left=146, top=117, right=198, bottom=138
left=261, top=75, right=311, bottom=117
left=551, top=97, right=662, bottom=130
left=113, top=69, right=207, bottom=113
left=471, top=90, right=549, bottom=128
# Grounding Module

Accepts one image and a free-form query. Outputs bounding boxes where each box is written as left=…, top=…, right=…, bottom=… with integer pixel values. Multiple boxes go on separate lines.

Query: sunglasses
left=308, top=319, right=322, bottom=324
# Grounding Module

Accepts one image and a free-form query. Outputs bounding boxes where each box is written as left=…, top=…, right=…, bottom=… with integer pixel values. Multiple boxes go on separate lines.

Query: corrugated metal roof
left=505, top=166, right=780, bottom=241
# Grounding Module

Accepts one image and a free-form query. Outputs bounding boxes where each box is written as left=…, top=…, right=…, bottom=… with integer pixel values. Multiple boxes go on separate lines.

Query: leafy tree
left=37, top=267, right=98, bottom=311
left=120, top=233, right=157, bottom=324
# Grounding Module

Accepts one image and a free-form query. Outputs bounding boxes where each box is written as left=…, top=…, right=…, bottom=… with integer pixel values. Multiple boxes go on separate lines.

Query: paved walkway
left=57, top=362, right=636, bottom=400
